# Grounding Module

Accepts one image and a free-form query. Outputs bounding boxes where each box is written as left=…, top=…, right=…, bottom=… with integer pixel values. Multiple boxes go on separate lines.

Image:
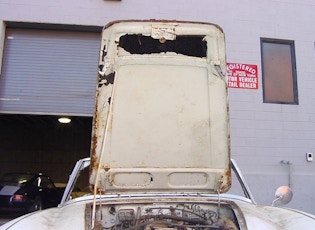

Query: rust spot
left=90, top=109, right=99, bottom=172
left=90, top=153, right=98, bottom=170
left=226, top=161, right=232, bottom=181
left=104, top=166, right=110, bottom=172
left=90, top=116, right=98, bottom=146
left=89, top=184, right=94, bottom=193
left=221, top=168, right=232, bottom=193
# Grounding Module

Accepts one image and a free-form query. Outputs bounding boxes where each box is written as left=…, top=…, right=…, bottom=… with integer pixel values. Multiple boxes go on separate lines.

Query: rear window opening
left=119, top=34, right=207, bottom=57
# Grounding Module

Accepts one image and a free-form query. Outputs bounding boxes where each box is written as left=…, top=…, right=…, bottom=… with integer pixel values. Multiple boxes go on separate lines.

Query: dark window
left=119, top=35, right=207, bottom=57
left=261, top=38, right=298, bottom=104
left=34, top=176, right=55, bottom=188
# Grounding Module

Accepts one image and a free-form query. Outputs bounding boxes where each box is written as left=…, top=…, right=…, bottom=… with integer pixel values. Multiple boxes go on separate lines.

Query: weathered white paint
left=90, top=21, right=230, bottom=194
left=2, top=156, right=314, bottom=229
left=2, top=194, right=315, bottom=230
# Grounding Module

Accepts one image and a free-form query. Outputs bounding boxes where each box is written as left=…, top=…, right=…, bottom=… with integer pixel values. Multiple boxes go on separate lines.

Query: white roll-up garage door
left=0, top=28, right=100, bottom=116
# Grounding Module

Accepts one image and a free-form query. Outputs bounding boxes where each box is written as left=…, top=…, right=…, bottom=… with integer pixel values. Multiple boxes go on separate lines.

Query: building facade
left=1, top=0, right=315, bottom=214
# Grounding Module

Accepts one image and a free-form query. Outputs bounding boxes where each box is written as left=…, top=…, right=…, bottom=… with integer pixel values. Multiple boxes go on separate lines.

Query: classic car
left=1, top=157, right=314, bottom=229
left=1, top=20, right=315, bottom=229
left=0, top=172, right=64, bottom=214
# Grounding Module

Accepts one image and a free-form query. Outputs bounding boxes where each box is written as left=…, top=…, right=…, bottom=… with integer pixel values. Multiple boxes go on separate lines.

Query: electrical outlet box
left=306, top=153, right=313, bottom=162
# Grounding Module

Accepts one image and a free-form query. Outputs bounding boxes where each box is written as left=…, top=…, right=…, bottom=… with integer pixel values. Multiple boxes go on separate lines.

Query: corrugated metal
left=0, top=28, right=100, bottom=116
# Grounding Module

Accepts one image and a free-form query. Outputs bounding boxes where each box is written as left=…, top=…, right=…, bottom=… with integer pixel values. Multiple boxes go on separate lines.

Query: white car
left=2, top=20, right=315, bottom=230
left=1, top=157, right=314, bottom=229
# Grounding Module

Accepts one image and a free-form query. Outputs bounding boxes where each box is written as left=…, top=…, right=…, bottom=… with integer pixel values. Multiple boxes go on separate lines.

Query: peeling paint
left=98, top=72, right=115, bottom=87
left=90, top=20, right=229, bottom=195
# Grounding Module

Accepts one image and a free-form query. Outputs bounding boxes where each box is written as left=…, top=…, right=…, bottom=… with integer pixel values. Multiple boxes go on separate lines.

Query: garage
left=0, top=114, right=92, bottom=183
left=0, top=25, right=101, bottom=183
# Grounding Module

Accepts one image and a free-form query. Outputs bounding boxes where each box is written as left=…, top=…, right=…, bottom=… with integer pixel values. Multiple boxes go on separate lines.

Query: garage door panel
left=0, top=28, right=100, bottom=116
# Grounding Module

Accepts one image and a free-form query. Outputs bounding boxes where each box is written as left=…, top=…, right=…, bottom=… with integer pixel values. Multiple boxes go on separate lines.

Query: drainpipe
left=280, top=160, right=292, bottom=187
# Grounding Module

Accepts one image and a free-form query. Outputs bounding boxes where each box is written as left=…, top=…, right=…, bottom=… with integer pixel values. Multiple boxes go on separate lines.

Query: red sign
left=227, top=63, right=258, bottom=89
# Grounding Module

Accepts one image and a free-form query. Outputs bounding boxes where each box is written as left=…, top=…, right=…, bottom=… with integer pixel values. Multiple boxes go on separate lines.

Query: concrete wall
left=1, top=0, right=315, bottom=213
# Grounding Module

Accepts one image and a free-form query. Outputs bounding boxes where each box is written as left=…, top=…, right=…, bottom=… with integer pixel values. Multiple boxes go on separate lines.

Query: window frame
left=260, top=38, right=298, bottom=104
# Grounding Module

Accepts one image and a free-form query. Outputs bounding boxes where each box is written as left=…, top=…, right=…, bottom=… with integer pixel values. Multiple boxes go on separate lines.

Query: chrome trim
left=231, top=158, right=256, bottom=204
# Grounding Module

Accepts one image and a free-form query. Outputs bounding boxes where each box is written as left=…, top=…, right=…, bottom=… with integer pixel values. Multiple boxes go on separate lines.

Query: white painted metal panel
left=90, top=21, right=230, bottom=194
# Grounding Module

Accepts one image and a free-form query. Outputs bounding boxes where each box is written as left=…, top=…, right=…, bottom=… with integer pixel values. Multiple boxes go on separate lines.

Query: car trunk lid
left=90, top=20, right=230, bottom=195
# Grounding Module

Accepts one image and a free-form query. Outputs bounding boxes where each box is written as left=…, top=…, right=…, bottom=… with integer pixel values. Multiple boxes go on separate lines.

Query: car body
left=1, top=20, right=315, bottom=229
left=1, top=158, right=315, bottom=229
left=0, top=172, right=64, bottom=214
